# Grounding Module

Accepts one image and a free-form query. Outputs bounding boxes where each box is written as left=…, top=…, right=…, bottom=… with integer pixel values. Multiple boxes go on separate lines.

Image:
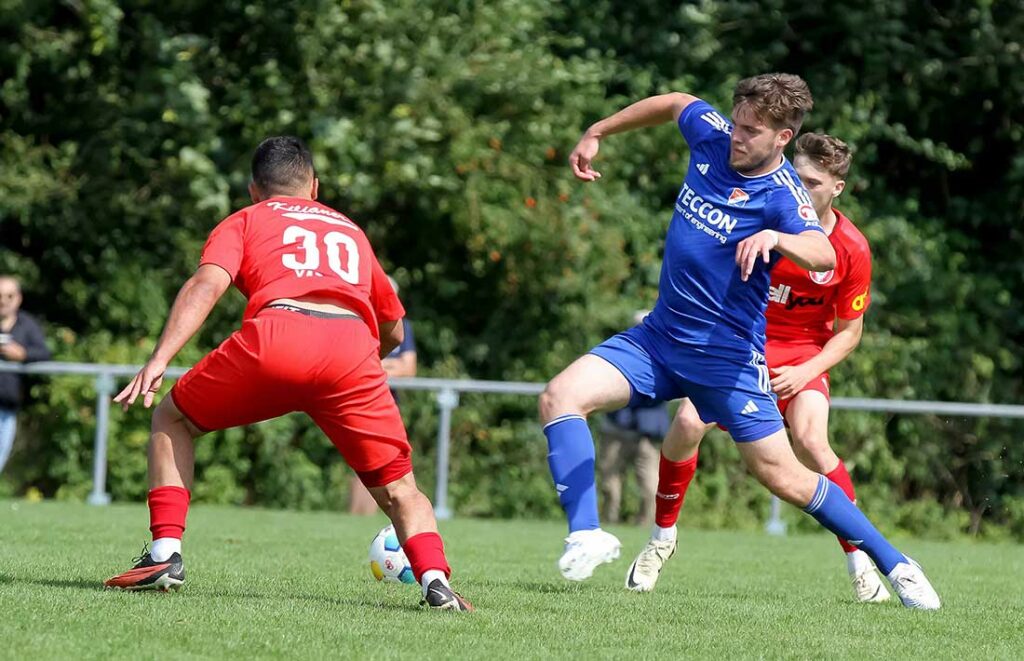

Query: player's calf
left=367, top=468, right=472, bottom=611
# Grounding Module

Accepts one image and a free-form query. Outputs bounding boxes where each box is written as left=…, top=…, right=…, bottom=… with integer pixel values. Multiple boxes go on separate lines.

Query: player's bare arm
left=776, top=229, right=835, bottom=272
left=114, top=264, right=232, bottom=410
left=569, top=92, right=699, bottom=181
left=735, top=229, right=836, bottom=282
left=771, top=316, right=864, bottom=399
left=379, top=319, right=404, bottom=359
left=383, top=351, right=417, bottom=378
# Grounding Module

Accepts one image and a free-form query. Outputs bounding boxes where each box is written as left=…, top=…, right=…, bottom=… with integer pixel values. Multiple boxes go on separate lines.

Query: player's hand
left=735, top=230, right=779, bottom=282
left=114, top=357, right=168, bottom=411
left=0, top=340, right=27, bottom=362
left=568, top=133, right=602, bottom=182
left=770, top=363, right=815, bottom=400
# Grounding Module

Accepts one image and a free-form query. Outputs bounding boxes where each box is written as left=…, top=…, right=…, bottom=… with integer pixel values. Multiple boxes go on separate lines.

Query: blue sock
left=544, top=414, right=600, bottom=533
left=804, top=475, right=905, bottom=575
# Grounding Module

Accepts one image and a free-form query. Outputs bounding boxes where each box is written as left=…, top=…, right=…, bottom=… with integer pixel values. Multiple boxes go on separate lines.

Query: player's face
left=794, top=156, right=845, bottom=218
left=0, top=279, right=21, bottom=318
left=729, top=104, right=792, bottom=174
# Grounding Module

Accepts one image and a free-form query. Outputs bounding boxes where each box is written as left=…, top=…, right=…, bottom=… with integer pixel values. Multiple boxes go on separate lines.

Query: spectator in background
left=0, top=276, right=51, bottom=474
left=598, top=311, right=669, bottom=526
left=349, top=276, right=417, bottom=514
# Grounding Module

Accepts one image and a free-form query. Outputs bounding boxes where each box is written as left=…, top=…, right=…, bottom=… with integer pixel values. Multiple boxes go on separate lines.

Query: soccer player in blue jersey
left=540, top=74, right=940, bottom=609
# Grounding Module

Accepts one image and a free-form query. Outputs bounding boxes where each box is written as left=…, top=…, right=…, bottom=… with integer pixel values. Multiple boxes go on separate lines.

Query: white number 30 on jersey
left=281, top=225, right=360, bottom=284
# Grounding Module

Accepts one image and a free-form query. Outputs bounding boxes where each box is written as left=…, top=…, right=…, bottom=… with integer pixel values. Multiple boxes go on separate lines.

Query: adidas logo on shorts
left=740, top=400, right=759, bottom=415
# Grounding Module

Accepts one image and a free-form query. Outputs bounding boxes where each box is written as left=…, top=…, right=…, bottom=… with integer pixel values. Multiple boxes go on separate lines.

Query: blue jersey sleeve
left=677, top=100, right=733, bottom=150
left=765, top=168, right=825, bottom=235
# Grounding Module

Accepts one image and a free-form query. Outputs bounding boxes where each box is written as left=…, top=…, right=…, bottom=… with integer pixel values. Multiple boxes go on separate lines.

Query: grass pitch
left=1, top=501, right=1021, bottom=660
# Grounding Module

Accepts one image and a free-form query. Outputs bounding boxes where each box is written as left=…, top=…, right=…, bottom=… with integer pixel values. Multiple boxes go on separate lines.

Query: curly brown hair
left=733, top=73, right=813, bottom=134
left=795, top=133, right=852, bottom=178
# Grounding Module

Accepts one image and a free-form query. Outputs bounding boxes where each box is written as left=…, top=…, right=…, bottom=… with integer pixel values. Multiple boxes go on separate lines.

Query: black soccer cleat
left=420, top=579, right=473, bottom=611
left=104, top=544, right=185, bottom=592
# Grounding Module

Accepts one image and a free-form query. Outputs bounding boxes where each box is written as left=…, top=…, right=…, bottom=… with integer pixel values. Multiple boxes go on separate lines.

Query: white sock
left=846, top=549, right=874, bottom=575
left=420, top=570, right=449, bottom=596
left=652, top=525, right=677, bottom=542
left=150, top=537, right=182, bottom=562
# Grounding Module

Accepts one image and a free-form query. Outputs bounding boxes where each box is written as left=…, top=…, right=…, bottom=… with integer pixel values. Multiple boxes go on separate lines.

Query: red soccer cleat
left=104, top=545, right=185, bottom=592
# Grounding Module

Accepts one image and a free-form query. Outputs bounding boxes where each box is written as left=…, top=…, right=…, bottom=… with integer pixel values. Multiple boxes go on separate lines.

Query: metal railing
left=3, top=361, right=1024, bottom=527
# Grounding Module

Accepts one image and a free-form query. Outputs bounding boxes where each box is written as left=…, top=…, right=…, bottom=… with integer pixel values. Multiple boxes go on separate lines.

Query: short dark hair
left=733, top=73, right=813, bottom=134
left=795, top=133, right=852, bottom=178
left=251, top=136, right=315, bottom=195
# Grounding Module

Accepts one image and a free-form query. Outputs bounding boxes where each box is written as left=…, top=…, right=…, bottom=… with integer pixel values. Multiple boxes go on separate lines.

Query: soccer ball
left=368, top=524, right=416, bottom=584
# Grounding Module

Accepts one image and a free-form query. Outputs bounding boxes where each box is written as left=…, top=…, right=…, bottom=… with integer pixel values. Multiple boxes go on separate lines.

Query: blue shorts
left=589, top=323, right=783, bottom=443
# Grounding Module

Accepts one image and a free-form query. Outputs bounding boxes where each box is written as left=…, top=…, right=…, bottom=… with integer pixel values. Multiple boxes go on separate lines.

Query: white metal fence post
left=765, top=495, right=787, bottom=536
left=433, top=387, right=459, bottom=520
left=87, top=372, right=115, bottom=505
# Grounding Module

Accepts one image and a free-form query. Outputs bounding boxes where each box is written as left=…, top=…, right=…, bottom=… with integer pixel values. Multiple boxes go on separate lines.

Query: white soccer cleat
left=558, top=529, right=621, bottom=581
left=624, top=537, right=677, bottom=592
left=851, top=567, right=891, bottom=603
left=886, top=558, right=941, bottom=610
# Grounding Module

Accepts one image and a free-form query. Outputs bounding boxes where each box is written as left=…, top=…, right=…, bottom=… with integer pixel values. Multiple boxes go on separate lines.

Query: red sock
left=654, top=453, right=698, bottom=528
left=403, top=532, right=451, bottom=582
left=825, top=461, right=859, bottom=553
left=148, top=486, right=191, bottom=540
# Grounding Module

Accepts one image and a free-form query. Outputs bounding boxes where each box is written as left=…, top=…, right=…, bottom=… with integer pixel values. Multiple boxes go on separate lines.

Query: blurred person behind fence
left=598, top=311, right=669, bottom=526
left=0, top=276, right=52, bottom=474
left=349, top=276, right=417, bottom=514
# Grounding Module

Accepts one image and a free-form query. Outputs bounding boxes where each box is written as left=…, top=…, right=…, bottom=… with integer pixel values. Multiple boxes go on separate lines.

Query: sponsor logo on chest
left=674, top=182, right=742, bottom=243
left=727, top=188, right=750, bottom=207
left=769, top=283, right=826, bottom=310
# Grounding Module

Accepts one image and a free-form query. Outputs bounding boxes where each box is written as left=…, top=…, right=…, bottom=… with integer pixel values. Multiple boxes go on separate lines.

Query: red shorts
left=765, top=341, right=830, bottom=418
left=171, top=308, right=411, bottom=487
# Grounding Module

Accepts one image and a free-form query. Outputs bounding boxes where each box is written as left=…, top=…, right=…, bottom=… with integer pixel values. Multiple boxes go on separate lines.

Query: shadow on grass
left=0, top=573, right=423, bottom=611
left=0, top=574, right=101, bottom=591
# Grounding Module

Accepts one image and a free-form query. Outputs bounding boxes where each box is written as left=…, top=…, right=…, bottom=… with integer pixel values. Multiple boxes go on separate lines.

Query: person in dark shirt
left=350, top=276, right=417, bottom=514
left=0, top=276, right=51, bottom=473
left=600, top=399, right=669, bottom=526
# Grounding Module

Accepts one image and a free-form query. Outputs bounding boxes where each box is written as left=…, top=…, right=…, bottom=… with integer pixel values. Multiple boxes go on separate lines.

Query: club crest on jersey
left=809, top=269, right=835, bottom=285
left=727, top=188, right=749, bottom=207
left=798, top=203, right=818, bottom=223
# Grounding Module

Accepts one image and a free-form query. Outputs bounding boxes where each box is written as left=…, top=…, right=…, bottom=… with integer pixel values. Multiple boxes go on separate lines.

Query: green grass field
left=1, top=501, right=1021, bottom=660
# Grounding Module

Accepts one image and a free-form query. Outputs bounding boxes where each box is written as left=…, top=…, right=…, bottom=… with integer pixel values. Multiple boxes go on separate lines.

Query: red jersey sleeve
left=836, top=241, right=872, bottom=320
left=369, top=258, right=405, bottom=323
left=199, top=211, right=247, bottom=280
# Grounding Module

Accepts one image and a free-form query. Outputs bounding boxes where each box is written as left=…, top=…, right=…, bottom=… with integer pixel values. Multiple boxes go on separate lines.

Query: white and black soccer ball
left=368, top=524, right=416, bottom=584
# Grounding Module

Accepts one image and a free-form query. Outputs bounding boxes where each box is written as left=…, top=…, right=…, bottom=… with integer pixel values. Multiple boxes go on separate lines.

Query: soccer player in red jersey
left=626, top=133, right=888, bottom=603
left=104, top=137, right=471, bottom=611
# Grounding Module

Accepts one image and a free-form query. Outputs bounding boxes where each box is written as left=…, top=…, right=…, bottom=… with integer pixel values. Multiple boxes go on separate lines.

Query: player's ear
left=776, top=128, right=793, bottom=149
left=311, top=177, right=319, bottom=200
left=248, top=181, right=262, bottom=203
left=833, top=179, right=846, bottom=199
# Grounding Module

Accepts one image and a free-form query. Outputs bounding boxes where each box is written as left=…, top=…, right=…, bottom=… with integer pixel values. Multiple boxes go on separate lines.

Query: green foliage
left=1, top=1, right=1022, bottom=539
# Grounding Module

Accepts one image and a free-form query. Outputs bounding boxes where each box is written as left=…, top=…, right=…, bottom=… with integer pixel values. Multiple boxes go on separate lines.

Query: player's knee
left=372, top=473, right=421, bottom=514
left=790, top=429, right=835, bottom=472
left=539, top=379, right=578, bottom=422
left=152, top=397, right=201, bottom=439
left=677, top=415, right=709, bottom=443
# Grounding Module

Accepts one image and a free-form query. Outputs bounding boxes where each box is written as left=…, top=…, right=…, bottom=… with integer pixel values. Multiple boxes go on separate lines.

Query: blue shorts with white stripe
left=589, top=322, right=784, bottom=443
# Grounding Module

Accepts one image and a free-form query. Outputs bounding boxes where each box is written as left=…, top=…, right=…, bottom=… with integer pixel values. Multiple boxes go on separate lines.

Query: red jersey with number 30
left=766, top=208, right=871, bottom=347
left=198, top=196, right=404, bottom=339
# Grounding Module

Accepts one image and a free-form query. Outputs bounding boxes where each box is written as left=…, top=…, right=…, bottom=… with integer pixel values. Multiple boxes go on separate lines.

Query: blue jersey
left=646, top=100, right=824, bottom=358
